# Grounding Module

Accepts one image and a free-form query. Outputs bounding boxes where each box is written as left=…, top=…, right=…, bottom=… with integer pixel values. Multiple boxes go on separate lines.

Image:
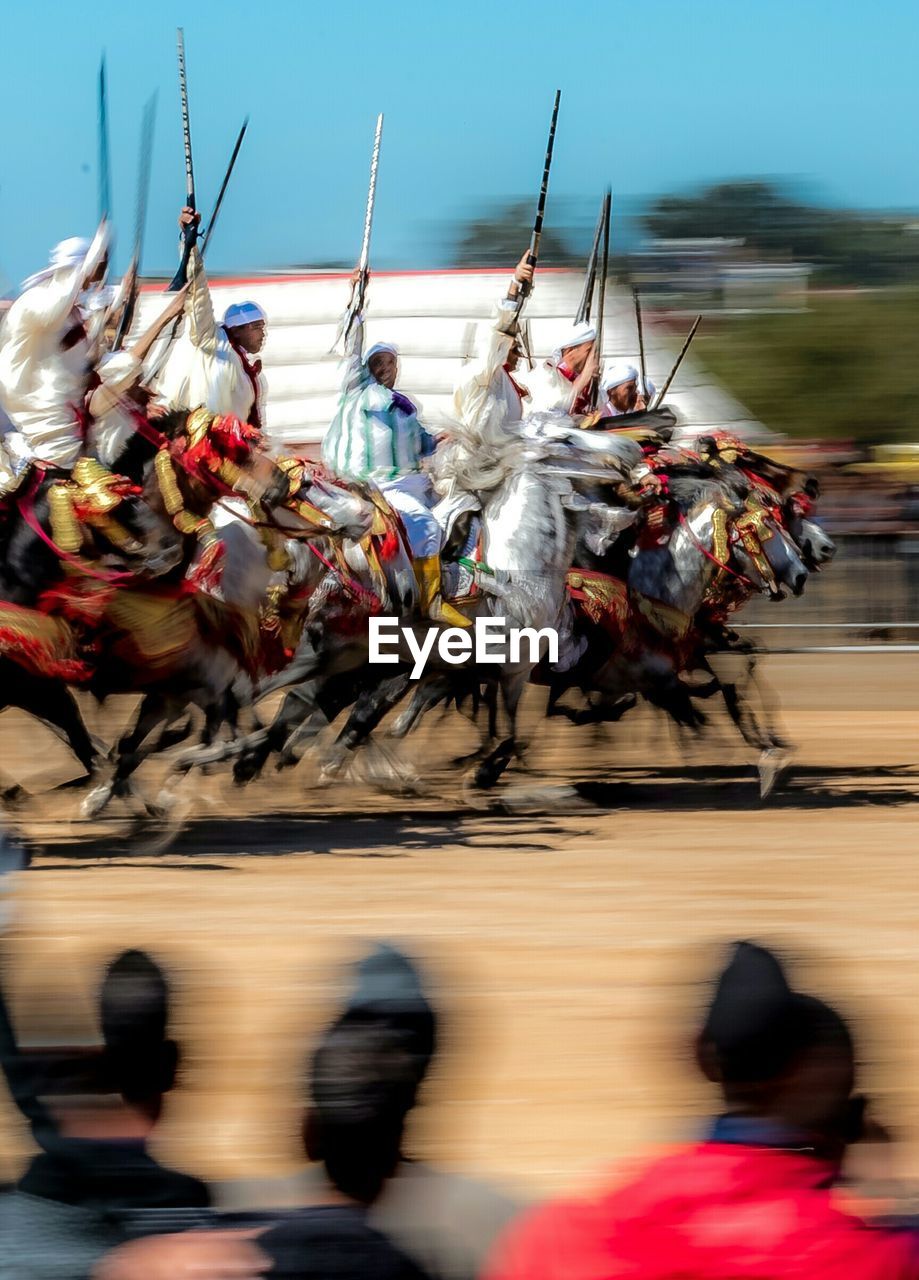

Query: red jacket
left=484, top=1143, right=919, bottom=1280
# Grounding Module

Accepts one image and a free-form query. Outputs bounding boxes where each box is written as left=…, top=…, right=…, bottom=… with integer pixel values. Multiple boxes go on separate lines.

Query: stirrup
left=428, top=595, right=471, bottom=629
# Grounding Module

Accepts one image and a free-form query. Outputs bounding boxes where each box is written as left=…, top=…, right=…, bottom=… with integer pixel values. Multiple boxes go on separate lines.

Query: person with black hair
left=95, top=1016, right=427, bottom=1280
left=484, top=940, right=919, bottom=1280
left=219, top=943, right=521, bottom=1280
left=0, top=948, right=209, bottom=1280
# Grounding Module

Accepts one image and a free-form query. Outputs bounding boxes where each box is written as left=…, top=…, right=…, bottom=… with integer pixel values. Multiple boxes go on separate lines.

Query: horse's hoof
left=1, top=784, right=29, bottom=809
left=232, top=756, right=263, bottom=785
left=81, top=784, right=114, bottom=820
left=758, top=748, right=791, bottom=801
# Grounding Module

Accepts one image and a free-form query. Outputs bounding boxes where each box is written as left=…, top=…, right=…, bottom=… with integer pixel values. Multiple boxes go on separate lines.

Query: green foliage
left=697, top=290, right=919, bottom=442
left=644, top=182, right=919, bottom=285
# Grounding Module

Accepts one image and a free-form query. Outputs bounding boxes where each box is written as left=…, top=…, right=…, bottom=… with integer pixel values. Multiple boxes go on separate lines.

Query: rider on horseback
left=155, top=209, right=268, bottom=434
left=321, top=281, right=468, bottom=628
left=0, top=226, right=111, bottom=493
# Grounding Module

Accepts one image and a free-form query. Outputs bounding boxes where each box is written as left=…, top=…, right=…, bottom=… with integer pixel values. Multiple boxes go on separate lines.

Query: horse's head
left=730, top=499, right=809, bottom=599
left=261, top=460, right=375, bottom=542
left=782, top=492, right=836, bottom=571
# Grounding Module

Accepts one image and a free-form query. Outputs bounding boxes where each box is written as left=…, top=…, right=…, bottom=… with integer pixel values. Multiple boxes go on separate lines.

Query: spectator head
left=342, top=942, right=438, bottom=1093
left=304, top=1019, right=417, bottom=1205
left=98, top=949, right=178, bottom=1123
left=697, top=941, right=859, bottom=1162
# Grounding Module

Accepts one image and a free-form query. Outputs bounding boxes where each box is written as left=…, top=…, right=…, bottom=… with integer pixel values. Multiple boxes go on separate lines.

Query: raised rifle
left=511, top=89, right=561, bottom=325
left=576, top=197, right=604, bottom=325
left=112, top=93, right=157, bottom=352
left=652, top=314, right=702, bottom=410
left=338, top=113, right=383, bottom=350
left=98, top=55, right=111, bottom=223
left=201, top=118, right=249, bottom=257
left=589, top=188, right=611, bottom=410
left=168, top=28, right=196, bottom=292
left=633, top=285, right=648, bottom=400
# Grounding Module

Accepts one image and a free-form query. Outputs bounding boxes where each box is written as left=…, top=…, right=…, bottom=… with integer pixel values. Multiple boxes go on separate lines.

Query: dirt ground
left=1, top=651, right=919, bottom=1201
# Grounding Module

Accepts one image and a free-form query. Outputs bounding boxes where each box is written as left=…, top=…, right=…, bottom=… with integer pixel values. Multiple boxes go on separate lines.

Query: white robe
left=155, top=247, right=267, bottom=428
left=86, top=351, right=143, bottom=467
left=0, top=226, right=108, bottom=470
left=521, top=358, right=579, bottom=417
left=452, top=300, right=525, bottom=437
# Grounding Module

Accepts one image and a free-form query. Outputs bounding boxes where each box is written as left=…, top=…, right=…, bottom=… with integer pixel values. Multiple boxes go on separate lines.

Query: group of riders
left=0, top=200, right=834, bottom=812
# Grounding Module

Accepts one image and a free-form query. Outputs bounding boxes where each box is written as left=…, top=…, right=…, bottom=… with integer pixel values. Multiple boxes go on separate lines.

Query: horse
left=542, top=478, right=813, bottom=795
left=74, top=422, right=381, bottom=820
left=189, top=414, right=643, bottom=791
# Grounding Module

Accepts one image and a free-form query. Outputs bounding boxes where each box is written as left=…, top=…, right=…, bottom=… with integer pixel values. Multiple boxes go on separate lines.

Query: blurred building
left=134, top=268, right=765, bottom=452
left=631, top=237, right=811, bottom=314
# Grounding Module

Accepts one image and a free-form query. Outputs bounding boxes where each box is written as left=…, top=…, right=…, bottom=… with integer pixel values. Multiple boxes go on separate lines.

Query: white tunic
left=321, top=317, right=434, bottom=484
left=155, top=247, right=266, bottom=427
left=0, top=228, right=108, bottom=469
left=452, top=300, right=526, bottom=437
left=521, top=358, right=579, bottom=417
left=86, top=351, right=143, bottom=466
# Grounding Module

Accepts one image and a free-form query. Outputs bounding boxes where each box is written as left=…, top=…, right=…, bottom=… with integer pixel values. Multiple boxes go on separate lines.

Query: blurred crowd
left=4, top=830, right=919, bottom=1279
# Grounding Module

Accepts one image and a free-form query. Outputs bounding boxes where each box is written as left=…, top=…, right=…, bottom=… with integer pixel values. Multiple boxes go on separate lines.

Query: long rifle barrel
left=98, top=56, right=111, bottom=222
left=576, top=199, right=604, bottom=326
left=112, top=93, right=157, bottom=352
left=358, top=113, right=384, bottom=274
left=591, top=188, right=611, bottom=410
left=513, top=89, right=561, bottom=319
left=341, top=113, right=384, bottom=346
left=168, top=28, right=196, bottom=291
left=652, top=314, right=702, bottom=409
left=201, top=117, right=249, bottom=257
left=633, top=286, right=647, bottom=397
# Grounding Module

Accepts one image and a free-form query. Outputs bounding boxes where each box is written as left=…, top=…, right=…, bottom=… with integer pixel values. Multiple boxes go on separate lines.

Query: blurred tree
left=643, top=182, right=919, bottom=285
left=698, top=290, right=919, bottom=442
left=452, top=199, right=581, bottom=267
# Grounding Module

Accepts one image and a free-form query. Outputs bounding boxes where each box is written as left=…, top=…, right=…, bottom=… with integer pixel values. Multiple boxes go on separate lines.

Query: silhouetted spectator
left=0, top=949, right=208, bottom=1280
left=95, top=1017, right=427, bottom=1280
left=484, top=940, right=919, bottom=1280
left=218, top=943, right=521, bottom=1279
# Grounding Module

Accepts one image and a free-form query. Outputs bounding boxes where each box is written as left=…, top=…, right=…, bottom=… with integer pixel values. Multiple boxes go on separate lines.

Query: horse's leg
left=704, top=652, right=791, bottom=798
left=82, top=694, right=171, bottom=818
left=473, top=669, right=528, bottom=789
left=0, top=667, right=102, bottom=783
left=233, top=684, right=324, bottom=783
left=390, top=675, right=452, bottom=740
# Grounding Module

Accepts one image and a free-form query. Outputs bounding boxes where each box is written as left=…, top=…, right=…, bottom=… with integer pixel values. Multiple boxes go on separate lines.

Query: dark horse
left=0, top=460, right=185, bottom=793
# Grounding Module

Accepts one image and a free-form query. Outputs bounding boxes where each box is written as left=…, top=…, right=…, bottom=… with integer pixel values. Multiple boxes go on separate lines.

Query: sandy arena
left=2, top=651, right=918, bottom=1201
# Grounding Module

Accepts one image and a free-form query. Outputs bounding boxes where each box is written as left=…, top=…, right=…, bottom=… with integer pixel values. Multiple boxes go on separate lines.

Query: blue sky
left=1, top=0, right=916, bottom=289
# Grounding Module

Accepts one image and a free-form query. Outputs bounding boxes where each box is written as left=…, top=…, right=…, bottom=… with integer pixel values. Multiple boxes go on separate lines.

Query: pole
left=652, top=314, right=702, bottom=409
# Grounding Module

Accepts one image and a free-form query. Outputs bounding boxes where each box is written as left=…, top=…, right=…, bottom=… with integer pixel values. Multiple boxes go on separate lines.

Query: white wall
left=137, top=268, right=761, bottom=451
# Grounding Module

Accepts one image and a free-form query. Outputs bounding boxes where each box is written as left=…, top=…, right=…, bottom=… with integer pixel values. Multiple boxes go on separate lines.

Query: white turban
left=223, top=301, right=267, bottom=330
left=601, top=362, right=639, bottom=393
left=555, top=320, right=597, bottom=356
left=20, top=236, right=94, bottom=291
left=365, top=341, right=399, bottom=363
